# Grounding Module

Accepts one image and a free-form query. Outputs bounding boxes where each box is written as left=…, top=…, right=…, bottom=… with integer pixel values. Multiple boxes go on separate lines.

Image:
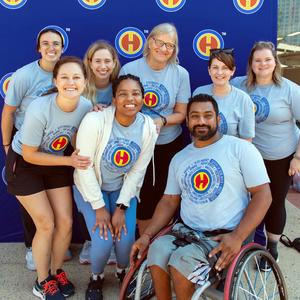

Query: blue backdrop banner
left=0, top=0, right=277, bottom=242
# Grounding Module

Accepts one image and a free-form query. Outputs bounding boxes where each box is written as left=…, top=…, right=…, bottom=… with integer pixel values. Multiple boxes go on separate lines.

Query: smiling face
left=148, top=32, right=176, bottom=66
left=187, top=101, right=219, bottom=141
left=54, top=62, right=86, bottom=100
left=38, top=31, right=63, bottom=64
left=89, top=48, right=116, bottom=83
left=113, top=78, right=143, bottom=125
left=208, top=58, right=235, bottom=87
left=251, top=48, right=276, bottom=81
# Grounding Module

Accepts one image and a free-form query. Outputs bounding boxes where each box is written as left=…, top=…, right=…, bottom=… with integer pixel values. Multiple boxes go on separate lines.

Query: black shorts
left=5, top=147, right=74, bottom=196
left=137, top=134, right=184, bottom=220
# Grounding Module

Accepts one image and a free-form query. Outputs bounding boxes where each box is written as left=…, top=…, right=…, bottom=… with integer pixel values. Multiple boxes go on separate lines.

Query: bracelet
left=160, top=116, right=167, bottom=126
left=142, top=232, right=152, bottom=240
left=294, top=154, right=300, bottom=160
left=3, top=143, right=10, bottom=147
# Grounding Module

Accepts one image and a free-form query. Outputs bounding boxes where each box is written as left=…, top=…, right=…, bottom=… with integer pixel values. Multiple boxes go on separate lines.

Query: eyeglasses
left=152, top=37, right=176, bottom=51
left=210, top=48, right=234, bottom=56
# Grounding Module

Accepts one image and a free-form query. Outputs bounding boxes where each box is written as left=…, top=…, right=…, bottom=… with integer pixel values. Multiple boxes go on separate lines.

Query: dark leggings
left=19, top=205, right=36, bottom=248
left=264, top=154, right=293, bottom=235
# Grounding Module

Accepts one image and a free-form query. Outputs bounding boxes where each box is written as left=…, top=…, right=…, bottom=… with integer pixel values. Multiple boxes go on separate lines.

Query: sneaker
left=26, top=247, right=36, bottom=271
left=259, top=255, right=279, bottom=272
left=55, top=269, right=75, bottom=297
left=107, top=248, right=116, bottom=265
left=85, top=276, right=104, bottom=300
left=33, top=275, right=65, bottom=300
left=79, top=241, right=91, bottom=264
left=115, top=269, right=126, bottom=284
left=64, top=249, right=72, bottom=262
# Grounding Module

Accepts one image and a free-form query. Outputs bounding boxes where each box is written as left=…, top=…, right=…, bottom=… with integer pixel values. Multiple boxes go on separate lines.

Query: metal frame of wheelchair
left=120, top=227, right=288, bottom=300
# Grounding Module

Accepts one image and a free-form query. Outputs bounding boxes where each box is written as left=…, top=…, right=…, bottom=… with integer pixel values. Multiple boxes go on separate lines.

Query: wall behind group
left=0, top=0, right=277, bottom=242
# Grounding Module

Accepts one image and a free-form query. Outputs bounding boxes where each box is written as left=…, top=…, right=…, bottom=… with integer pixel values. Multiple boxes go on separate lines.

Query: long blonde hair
left=83, top=40, right=120, bottom=103
left=246, top=41, right=282, bottom=90
left=143, top=23, right=179, bottom=64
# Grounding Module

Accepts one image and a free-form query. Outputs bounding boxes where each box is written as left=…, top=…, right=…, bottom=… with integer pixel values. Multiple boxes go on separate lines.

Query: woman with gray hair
left=120, top=23, right=191, bottom=234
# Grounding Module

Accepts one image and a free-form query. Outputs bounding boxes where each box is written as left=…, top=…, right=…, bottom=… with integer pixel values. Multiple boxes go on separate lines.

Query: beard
left=191, top=124, right=218, bottom=141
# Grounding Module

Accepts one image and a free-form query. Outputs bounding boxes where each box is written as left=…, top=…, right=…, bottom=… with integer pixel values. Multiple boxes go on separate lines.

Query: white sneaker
left=107, top=248, right=117, bottom=265
left=25, top=247, right=36, bottom=271
left=79, top=240, right=91, bottom=264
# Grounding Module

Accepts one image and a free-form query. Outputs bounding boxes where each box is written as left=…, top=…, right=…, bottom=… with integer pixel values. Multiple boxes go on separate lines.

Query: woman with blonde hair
left=76, top=40, right=121, bottom=264
left=231, top=41, right=300, bottom=271
left=83, top=40, right=120, bottom=109
left=120, top=23, right=191, bottom=234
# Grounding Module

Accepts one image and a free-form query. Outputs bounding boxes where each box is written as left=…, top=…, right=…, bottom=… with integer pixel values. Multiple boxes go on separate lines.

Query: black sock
left=267, top=240, right=278, bottom=259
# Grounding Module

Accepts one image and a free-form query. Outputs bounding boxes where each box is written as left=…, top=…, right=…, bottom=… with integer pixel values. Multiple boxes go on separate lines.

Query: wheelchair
left=119, top=225, right=288, bottom=300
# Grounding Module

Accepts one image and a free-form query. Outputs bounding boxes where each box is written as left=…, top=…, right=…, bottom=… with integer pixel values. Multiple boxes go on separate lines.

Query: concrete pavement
left=0, top=194, right=299, bottom=300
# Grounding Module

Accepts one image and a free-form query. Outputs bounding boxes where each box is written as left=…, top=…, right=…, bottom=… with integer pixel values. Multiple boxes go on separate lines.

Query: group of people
left=1, top=22, right=299, bottom=300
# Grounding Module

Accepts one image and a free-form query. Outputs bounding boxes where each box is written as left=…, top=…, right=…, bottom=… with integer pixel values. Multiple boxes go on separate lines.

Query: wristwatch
left=116, top=203, right=128, bottom=211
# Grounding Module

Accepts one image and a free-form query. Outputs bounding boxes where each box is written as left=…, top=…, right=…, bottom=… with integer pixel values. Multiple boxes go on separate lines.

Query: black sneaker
left=259, top=255, right=279, bottom=272
left=55, top=269, right=75, bottom=297
left=115, top=269, right=126, bottom=284
left=33, top=275, right=65, bottom=300
left=85, top=276, right=104, bottom=300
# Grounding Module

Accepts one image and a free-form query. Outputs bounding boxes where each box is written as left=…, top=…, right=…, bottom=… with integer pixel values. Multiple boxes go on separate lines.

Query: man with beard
left=130, top=94, right=272, bottom=300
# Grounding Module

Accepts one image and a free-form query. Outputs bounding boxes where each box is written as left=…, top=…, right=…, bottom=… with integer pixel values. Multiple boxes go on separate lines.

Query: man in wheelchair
left=130, top=94, right=272, bottom=300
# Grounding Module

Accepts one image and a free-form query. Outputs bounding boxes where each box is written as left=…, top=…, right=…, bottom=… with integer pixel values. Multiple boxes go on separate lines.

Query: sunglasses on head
left=210, top=48, right=234, bottom=56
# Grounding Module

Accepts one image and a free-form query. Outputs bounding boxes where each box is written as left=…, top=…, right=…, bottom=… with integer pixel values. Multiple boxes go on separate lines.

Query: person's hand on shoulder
left=70, top=149, right=90, bottom=169
left=91, top=103, right=108, bottom=112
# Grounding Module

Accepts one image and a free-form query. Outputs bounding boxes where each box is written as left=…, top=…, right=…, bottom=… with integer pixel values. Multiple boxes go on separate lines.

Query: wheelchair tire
left=224, top=244, right=288, bottom=300
left=120, top=259, right=154, bottom=300
left=119, top=224, right=174, bottom=300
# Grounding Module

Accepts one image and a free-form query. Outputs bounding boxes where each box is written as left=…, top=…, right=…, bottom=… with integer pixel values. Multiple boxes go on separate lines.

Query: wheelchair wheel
left=224, top=244, right=287, bottom=300
left=119, top=224, right=173, bottom=300
left=120, top=259, right=154, bottom=300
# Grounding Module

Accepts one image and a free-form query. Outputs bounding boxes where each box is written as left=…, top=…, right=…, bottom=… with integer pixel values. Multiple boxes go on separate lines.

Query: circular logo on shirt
left=113, top=148, right=131, bottom=167
left=218, top=112, right=228, bottom=134
left=144, top=91, right=159, bottom=108
left=0, top=72, right=13, bottom=99
left=77, top=0, right=106, bottom=10
left=155, top=0, right=186, bottom=12
left=2, top=166, right=7, bottom=185
left=0, top=0, right=27, bottom=9
left=39, top=25, right=69, bottom=53
left=250, top=94, right=270, bottom=123
left=115, top=27, right=146, bottom=59
left=233, top=0, right=264, bottom=14
left=142, top=81, right=170, bottom=115
left=193, top=30, right=224, bottom=60
left=103, top=138, right=141, bottom=173
left=50, top=136, right=69, bottom=152
left=182, top=159, right=224, bottom=204
left=192, top=170, right=211, bottom=192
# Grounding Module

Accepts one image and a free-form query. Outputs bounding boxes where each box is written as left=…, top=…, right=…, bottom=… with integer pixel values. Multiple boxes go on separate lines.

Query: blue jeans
left=73, top=186, right=137, bottom=273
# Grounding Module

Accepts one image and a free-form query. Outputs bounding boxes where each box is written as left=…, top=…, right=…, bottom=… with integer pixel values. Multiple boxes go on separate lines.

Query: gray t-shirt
left=231, top=76, right=300, bottom=160
left=165, top=135, right=269, bottom=232
left=12, top=93, right=92, bottom=156
left=5, top=60, right=54, bottom=130
left=120, top=57, right=191, bottom=145
left=96, top=84, right=113, bottom=106
left=100, top=113, right=144, bottom=191
left=193, top=84, right=255, bottom=139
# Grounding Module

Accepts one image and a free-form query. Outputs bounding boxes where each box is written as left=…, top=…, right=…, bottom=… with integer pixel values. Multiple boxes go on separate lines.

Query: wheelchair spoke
left=229, top=249, right=287, bottom=300
left=241, top=268, right=259, bottom=299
